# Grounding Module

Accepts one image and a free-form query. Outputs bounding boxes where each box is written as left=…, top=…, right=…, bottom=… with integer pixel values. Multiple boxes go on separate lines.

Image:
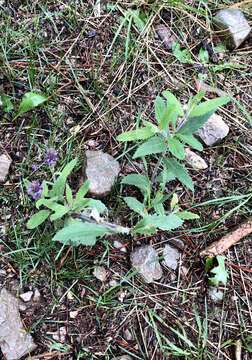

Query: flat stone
left=85, top=150, right=120, bottom=197
left=0, top=288, right=36, bottom=359
left=0, top=154, right=12, bottom=182
left=185, top=148, right=208, bottom=170
left=197, top=113, right=229, bottom=146
left=162, top=244, right=180, bottom=270
left=93, top=266, right=107, bottom=282
left=130, top=245, right=163, bottom=283
left=20, top=291, right=33, bottom=302
left=213, top=9, right=251, bottom=49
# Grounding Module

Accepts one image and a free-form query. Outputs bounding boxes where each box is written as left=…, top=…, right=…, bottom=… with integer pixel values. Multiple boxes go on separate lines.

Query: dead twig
left=200, top=217, right=252, bottom=257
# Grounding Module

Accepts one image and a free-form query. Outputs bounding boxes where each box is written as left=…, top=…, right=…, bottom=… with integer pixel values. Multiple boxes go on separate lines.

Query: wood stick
left=200, top=217, right=252, bottom=257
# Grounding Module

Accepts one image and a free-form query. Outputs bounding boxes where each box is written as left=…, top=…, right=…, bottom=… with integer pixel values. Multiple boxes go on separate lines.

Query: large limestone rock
left=85, top=150, right=120, bottom=197
left=197, top=113, right=229, bottom=146
left=0, top=288, right=36, bottom=359
left=130, top=245, right=163, bottom=283
left=213, top=9, right=251, bottom=49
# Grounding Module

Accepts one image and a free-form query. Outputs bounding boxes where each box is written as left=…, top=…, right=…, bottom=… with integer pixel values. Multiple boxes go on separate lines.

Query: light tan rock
left=185, top=148, right=208, bottom=170
left=197, top=113, right=229, bottom=146
left=0, top=154, right=12, bottom=182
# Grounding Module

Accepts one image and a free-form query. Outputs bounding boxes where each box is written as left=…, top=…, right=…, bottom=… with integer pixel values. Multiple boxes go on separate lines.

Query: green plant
left=117, top=90, right=230, bottom=235
left=205, top=255, right=228, bottom=286
left=26, top=159, right=129, bottom=246
left=0, top=91, right=48, bottom=119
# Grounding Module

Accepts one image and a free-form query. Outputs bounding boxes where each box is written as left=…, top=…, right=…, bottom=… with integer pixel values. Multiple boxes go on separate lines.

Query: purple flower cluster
left=44, top=148, right=58, bottom=167
left=27, top=181, right=43, bottom=200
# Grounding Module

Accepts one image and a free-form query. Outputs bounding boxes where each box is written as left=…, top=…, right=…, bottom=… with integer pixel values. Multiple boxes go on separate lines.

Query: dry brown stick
left=200, top=217, right=252, bottom=257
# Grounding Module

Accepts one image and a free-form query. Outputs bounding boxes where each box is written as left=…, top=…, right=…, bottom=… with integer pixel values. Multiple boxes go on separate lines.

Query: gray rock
left=19, top=291, right=33, bottom=302
left=113, top=356, right=133, bottom=360
left=0, top=288, right=36, bottom=359
left=113, top=240, right=127, bottom=253
left=33, top=288, right=41, bottom=302
left=0, top=154, right=12, bottom=182
left=85, top=150, right=120, bottom=196
left=213, top=9, right=251, bottom=49
left=197, top=113, right=229, bottom=146
left=162, top=244, right=180, bottom=270
left=185, top=148, right=208, bottom=170
left=52, top=326, right=67, bottom=343
left=130, top=245, right=163, bottom=283
left=93, top=266, right=107, bottom=282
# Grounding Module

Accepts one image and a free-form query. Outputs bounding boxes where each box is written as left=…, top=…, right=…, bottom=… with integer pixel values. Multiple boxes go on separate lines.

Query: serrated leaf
left=16, top=92, right=48, bottom=118
left=86, top=199, right=107, bottom=214
left=50, top=158, right=77, bottom=197
left=178, top=211, right=199, bottom=220
left=75, top=180, right=90, bottom=201
left=27, top=210, right=50, bottom=229
left=162, top=91, right=184, bottom=128
left=52, top=221, right=111, bottom=246
left=209, top=255, right=228, bottom=286
left=170, top=193, right=179, bottom=210
left=176, top=133, right=203, bottom=151
left=121, top=174, right=150, bottom=197
left=165, top=158, right=194, bottom=191
left=124, top=196, right=145, bottom=215
left=66, top=183, right=73, bottom=206
left=178, top=97, right=231, bottom=135
left=134, top=213, right=183, bottom=234
left=155, top=96, right=167, bottom=126
left=172, top=42, right=192, bottom=64
left=167, top=137, right=185, bottom=160
left=198, top=48, right=209, bottom=64
left=117, top=122, right=158, bottom=142
left=133, top=136, right=167, bottom=158
left=36, top=196, right=59, bottom=209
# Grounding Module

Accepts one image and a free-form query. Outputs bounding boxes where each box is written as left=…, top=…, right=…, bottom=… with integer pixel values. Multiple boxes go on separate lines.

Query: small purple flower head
left=27, top=181, right=43, bottom=200
left=31, top=164, right=38, bottom=172
left=44, top=148, right=58, bottom=167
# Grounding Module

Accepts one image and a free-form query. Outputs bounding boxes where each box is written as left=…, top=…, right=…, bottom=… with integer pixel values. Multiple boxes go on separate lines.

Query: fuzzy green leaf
left=155, top=96, right=167, bottom=126
left=165, top=158, right=194, bottom=191
left=176, top=133, right=203, bottom=151
left=50, top=158, right=78, bottom=197
left=50, top=204, right=70, bottom=221
left=117, top=122, right=158, bottom=142
left=121, top=174, right=150, bottom=197
left=66, top=183, right=73, bottom=206
left=75, top=180, right=90, bottom=201
left=27, top=210, right=50, bottom=229
left=209, top=255, right=228, bottom=286
left=162, top=91, right=184, bottom=128
left=133, top=136, right=167, bottom=158
left=134, top=213, right=183, bottom=234
left=167, top=137, right=185, bottom=160
left=1, top=95, right=14, bottom=113
left=124, top=196, right=145, bottom=215
left=178, top=211, right=199, bottom=220
left=16, top=92, right=48, bottom=118
left=52, top=221, right=110, bottom=246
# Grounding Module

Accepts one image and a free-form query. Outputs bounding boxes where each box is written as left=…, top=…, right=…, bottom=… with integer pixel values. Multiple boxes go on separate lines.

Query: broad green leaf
left=170, top=193, right=179, bottom=210
left=27, top=210, right=50, bottom=229
left=130, top=9, right=146, bottom=32
left=50, top=158, right=78, bottom=197
left=155, top=96, right=167, bottom=126
left=198, top=48, right=209, bottom=64
left=133, top=136, right=167, bottom=158
left=66, top=183, right=73, bottom=206
left=52, top=221, right=111, bottom=245
left=121, top=174, right=150, bottom=197
left=165, top=158, right=194, bottom=191
left=50, top=204, right=70, bottom=221
left=16, top=92, right=48, bottom=118
left=117, top=122, right=158, bottom=142
left=134, top=213, right=183, bottom=234
left=209, top=256, right=228, bottom=286
left=153, top=203, right=165, bottom=216
left=36, top=196, right=59, bottom=209
left=176, top=133, right=203, bottom=151
left=187, top=91, right=206, bottom=113
left=178, top=97, right=230, bottom=135
left=162, top=91, right=184, bottom=128
left=1, top=95, right=13, bottom=113
left=72, top=198, right=90, bottom=211
left=86, top=199, right=107, bottom=214
left=178, top=211, right=199, bottom=220
left=158, top=166, right=176, bottom=188
left=75, top=180, right=90, bottom=201
left=189, top=97, right=231, bottom=118
left=124, top=196, right=145, bottom=215
left=167, top=137, right=185, bottom=160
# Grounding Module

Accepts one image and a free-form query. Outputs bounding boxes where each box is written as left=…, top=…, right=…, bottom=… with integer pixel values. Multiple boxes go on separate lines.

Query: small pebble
left=20, top=291, right=33, bottom=302
left=93, top=266, right=107, bottom=282
left=33, top=288, right=41, bottom=302
left=113, top=240, right=127, bottom=253
left=52, top=326, right=67, bottom=343
left=70, top=310, right=78, bottom=319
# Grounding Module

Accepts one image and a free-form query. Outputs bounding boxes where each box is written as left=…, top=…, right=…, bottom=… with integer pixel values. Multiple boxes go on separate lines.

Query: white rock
left=52, top=326, right=67, bottom=343
left=20, top=291, right=33, bottom=302
left=85, top=150, right=120, bottom=197
left=130, top=245, right=163, bottom=283
left=123, top=328, right=133, bottom=341
left=113, top=240, right=127, bottom=253
left=197, top=113, right=229, bottom=146
left=185, top=148, right=208, bottom=170
left=162, top=244, right=180, bottom=270
left=0, top=154, right=12, bottom=182
left=213, top=9, right=251, bottom=49
left=209, top=287, right=224, bottom=303
left=113, top=356, right=133, bottom=360
left=70, top=310, right=78, bottom=319
left=33, top=289, right=41, bottom=302
left=93, top=266, right=107, bottom=282
left=0, top=288, right=36, bottom=359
